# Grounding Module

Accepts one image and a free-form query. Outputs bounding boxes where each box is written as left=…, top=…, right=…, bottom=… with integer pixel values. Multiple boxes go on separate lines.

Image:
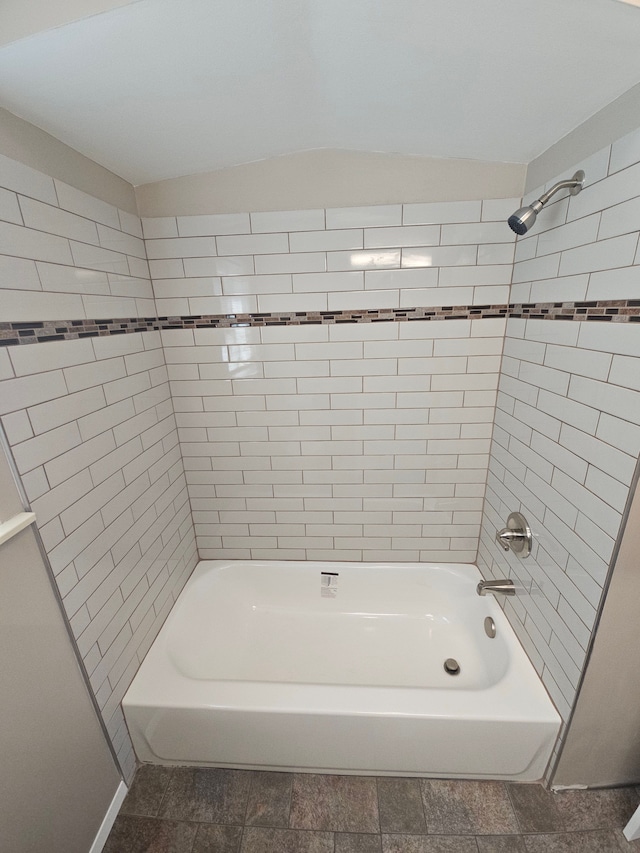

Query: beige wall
left=526, top=80, right=640, bottom=192
left=0, top=107, right=138, bottom=213
left=553, top=466, right=640, bottom=788
left=0, top=444, right=121, bottom=853
left=135, top=148, right=526, bottom=216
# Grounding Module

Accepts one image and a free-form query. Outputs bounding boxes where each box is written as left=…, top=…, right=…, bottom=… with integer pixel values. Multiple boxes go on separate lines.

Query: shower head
left=508, top=170, right=585, bottom=235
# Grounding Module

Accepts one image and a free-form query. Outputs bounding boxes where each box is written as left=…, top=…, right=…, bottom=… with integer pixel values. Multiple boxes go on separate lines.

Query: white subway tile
left=70, top=242, right=129, bottom=275
left=258, top=292, right=327, bottom=312
left=326, top=205, right=401, bottom=229
left=585, top=466, right=628, bottom=513
left=13, top=422, right=81, bottom=473
left=327, top=249, right=399, bottom=271
left=0, top=220, right=73, bottom=265
left=177, top=212, right=250, bottom=236
left=525, top=319, right=580, bottom=347
left=560, top=424, right=635, bottom=485
left=404, top=200, right=482, bottom=225
left=251, top=209, right=324, bottom=233
left=142, top=217, right=178, bottom=238
left=536, top=214, right=600, bottom=257
left=19, top=196, right=100, bottom=245
left=55, top=181, right=120, bottom=229
left=477, top=243, right=515, bottom=265
left=118, top=209, right=143, bottom=239
left=290, top=229, right=362, bottom=253
left=330, top=289, right=398, bottom=310
left=148, top=259, right=185, bottom=279
left=609, top=354, right=640, bottom=391
left=440, top=265, right=512, bottom=287
left=536, top=390, right=599, bottom=433
left=577, top=321, right=640, bottom=358
left=364, top=225, right=440, bottom=249
left=220, top=274, right=286, bottom=295
left=441, top=222, right=513, bottom=245
left=481, top=198, right=523, bottom=221
left=595, top=413, right=640, bottom=457
left=45, top=432, right=117, bottom=487
left=293, top=271, right=363, bottom=292
left=0, top=254, right=41, bottom=291
left=189, top=294, right=257, bottom=314
left=401, top=245, right=477, bottom=268
left=217, top=232, right=288, bottom=256
left=559, top=233, right=637, bottom=277
left=568, top=160, right=640, bottom=221
left=28, top=387, right=105, bottom=435
left=0, top=153, right=58, bottom=204
left=37, top=262, right=110, bottom=295
left=146, top=236, right=217, bottom=259
left=98, top=224, right=145, bottom=259
left=183, top=256, right=253, bottom=277
left=609, top=126, right=640, bottom=174
left=400, top=287, right=473, bottom=307
left=529, top=274, right=589, bottom=303
left=364, top=268, right=438, bottom=290
left=0, top=187, right=22, bottom=224
left=512, top=253, right=560, bottom=284
left=569, top=374, right=640, bottom=425
left=255, top=252, right=325, bottom=275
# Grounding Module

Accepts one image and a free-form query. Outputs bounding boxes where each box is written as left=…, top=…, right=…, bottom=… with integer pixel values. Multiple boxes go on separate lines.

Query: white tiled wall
left=0, top=152, right=154, bottom=321
left=478, top=128, right=640, bottom=741
left=0, top=155, right=196, bottom=782
left=145, top=200, right=517, bottom=561
left=143, top=200, right=517, bottom=317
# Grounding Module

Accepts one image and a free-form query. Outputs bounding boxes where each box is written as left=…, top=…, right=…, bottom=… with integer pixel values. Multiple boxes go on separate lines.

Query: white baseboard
left=89, top=781, right=128, bottom=853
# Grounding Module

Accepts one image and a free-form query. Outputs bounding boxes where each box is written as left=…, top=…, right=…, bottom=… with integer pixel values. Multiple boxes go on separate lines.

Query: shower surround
left=1, top=123, right=640, bottom=784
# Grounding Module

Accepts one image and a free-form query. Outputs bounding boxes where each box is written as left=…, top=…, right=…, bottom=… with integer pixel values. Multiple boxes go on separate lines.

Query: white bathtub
left=123, top=560, right=560, bottom=781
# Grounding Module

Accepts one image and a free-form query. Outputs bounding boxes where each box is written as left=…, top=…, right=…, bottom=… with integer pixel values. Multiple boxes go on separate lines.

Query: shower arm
left=535, top=171, right=585, bottom=210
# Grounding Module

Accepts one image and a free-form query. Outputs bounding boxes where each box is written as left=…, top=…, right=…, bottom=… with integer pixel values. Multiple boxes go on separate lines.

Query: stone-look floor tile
left=522, top=829, right=629, bottom=852
left=192, top=824, right=243, bottom=852
left=119, top=765, right=174, bottom=817
left=103, top=815, right=197, bottom=853
left=477, top=836, right=528, bottom=853
left=507, top=784, right=564, bottom=833
left=290, top=774, right=379, bottom=833
left=552, top=786, right=639, bottom=831
left=335, top=833, right=383, bottom=852
left=377, top=778, right=427, bottom=834
left=381, top=833, right=478, bottom=852
left=245, top=771, right=293, bottom=827
left=421, top=779, right=518, bottom=835
left=613, top=828, right=640, bottom=849
left=240, top=826, right=334, bottom=852
left=160, top=767, right=252, bottom=823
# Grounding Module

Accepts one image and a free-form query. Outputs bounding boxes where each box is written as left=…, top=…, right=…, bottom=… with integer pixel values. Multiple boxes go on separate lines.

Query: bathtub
left=123, top=560, right=560, bottom=781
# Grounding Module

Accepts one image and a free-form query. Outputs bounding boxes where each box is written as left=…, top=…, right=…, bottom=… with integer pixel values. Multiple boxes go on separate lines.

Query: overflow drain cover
left=444, top=658, right=460, bottom=676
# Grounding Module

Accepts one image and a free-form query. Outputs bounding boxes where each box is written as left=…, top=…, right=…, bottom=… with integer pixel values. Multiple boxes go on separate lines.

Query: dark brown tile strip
left=1, top=301, right=639, bottom=347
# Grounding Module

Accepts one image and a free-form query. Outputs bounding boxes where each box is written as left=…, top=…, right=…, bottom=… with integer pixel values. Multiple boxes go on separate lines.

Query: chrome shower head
left=508, top=201, right=543, bottom=236
left=508, top=170, right=585, bottom=235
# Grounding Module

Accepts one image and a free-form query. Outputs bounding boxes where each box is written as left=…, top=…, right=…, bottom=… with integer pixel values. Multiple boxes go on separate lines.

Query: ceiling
left=0, top=0, right=639, bottom=186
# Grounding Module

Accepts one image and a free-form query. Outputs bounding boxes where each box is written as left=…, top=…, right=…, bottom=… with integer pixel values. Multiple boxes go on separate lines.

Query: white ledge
left=0, top=512, right=36, bottom=547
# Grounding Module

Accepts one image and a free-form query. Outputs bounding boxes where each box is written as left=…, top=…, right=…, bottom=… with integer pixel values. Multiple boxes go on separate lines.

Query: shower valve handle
left=495, top=512, right=532, bottom=558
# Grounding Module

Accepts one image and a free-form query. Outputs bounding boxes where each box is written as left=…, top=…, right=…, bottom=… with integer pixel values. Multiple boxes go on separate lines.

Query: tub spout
left=477, top=579, right=515, bottom=597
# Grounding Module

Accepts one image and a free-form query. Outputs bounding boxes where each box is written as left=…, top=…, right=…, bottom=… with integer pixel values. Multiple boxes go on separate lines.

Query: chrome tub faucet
left=477, top=578, right=515, bottom=597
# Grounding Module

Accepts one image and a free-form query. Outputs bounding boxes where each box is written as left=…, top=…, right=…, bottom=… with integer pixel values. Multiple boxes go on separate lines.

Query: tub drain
left=444, top=658, right=460, bottom=676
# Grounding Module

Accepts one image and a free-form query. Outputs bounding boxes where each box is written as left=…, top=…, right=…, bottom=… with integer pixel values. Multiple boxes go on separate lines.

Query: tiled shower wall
left=144, top=201, right=517, bottom=561
left=477, top=130, right=640, bottom=761
left=0, top=153, right=197, bottom=782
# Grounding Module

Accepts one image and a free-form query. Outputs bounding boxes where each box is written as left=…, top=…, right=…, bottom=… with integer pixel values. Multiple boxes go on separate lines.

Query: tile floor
left=104, top=766, right=640, bottom=852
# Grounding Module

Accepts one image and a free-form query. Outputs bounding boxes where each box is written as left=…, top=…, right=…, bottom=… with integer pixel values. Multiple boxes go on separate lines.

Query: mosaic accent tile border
left=1, top=300, right=639, bottom=346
